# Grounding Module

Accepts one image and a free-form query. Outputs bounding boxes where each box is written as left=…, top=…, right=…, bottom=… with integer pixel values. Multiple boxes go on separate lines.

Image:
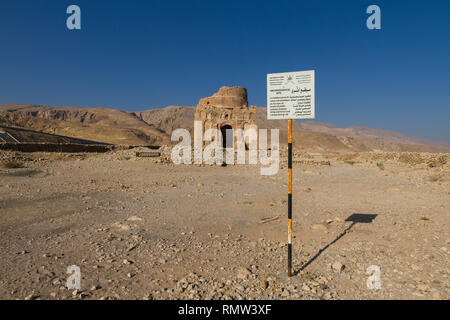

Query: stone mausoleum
left=194, top=86, right=257, bottom=148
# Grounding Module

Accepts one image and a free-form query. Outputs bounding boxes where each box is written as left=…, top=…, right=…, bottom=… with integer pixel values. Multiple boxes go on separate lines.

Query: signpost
left=267, top=70, right=315, bottom=277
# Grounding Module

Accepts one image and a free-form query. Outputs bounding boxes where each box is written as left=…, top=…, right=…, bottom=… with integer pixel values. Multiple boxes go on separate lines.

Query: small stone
left=281, top=289, right=290, bottom=297
left=318, top=276, right=329, bottom=284
left=411, top=264, right=421, bottom=271
left=50, top=292, right=57, bottom=298
left=123, top=259, right=133, bottom=265
left=24, top=294, right=37, bottom=300
left=323, top=292, right=332, bottom=299
left=417, top=284, right=429, bottom=292
left=127, top=216, right=142, bottom=222
left=237, top=267, right=251, bottom=279
left=432, top=290, right=442, bottom=300
left=261, top=280, right=269, bottom=289
left=312, top=223, right=327, bottom=231
left=331, top=261, right=345, bottom=273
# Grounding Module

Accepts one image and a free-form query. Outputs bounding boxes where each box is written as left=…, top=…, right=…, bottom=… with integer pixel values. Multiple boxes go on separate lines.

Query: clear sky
left=1, top=0, right=449, bottom=143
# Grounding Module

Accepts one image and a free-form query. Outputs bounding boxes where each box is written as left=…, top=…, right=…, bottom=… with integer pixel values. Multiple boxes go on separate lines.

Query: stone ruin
left=194, top=86, right=257, bottom=148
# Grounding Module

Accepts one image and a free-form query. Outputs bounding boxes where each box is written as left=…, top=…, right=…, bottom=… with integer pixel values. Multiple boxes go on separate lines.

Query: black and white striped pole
left=288, top=119, right=293, bottom=277
left=267, top=70, right=315, bottom=277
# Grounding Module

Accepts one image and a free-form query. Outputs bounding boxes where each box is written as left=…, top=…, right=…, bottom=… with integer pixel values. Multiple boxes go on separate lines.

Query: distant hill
left=0, top=104, right=448, bottom=153
left=297, top=121, right=450, bottom=149
left=0, top=104, right=171, bottom=146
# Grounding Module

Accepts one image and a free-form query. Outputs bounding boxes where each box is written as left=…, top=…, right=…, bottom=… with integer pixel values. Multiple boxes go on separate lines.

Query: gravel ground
left=0, top=150, right=448, bottom=300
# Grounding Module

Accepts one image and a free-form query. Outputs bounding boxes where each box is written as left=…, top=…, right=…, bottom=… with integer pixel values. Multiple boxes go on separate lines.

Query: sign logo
left=267, top=70, right=315, bottom=120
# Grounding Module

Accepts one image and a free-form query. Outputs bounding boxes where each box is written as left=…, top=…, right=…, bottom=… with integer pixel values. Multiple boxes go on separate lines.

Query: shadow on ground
left=295, top=213, right=377, bottom=275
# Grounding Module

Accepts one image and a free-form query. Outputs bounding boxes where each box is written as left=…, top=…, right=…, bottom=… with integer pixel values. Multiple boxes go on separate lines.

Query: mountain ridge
left=0, top=104, right=448, bottom=153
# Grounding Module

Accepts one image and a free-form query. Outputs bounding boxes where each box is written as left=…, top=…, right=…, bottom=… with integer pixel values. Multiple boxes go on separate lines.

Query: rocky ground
left=0, top=149, right=449, bottom=300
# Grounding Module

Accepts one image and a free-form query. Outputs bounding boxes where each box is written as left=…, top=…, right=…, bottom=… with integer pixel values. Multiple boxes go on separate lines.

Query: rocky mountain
left=0, top=104, right=171, bottom=146
left=133, top=106, right=196, bottom=137
left=0, top=104, right=448, bottom=153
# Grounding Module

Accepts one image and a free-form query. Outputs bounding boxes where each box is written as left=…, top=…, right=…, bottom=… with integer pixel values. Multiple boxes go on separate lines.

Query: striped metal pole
left=288, top=119, right=293, bottom=277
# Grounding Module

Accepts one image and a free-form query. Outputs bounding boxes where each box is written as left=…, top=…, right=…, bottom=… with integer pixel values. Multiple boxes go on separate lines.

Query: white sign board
left=267, top=70, right=315, bottom=120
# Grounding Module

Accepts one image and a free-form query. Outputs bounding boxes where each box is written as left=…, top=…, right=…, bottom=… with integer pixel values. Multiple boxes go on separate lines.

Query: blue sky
left=0, top=0, right=449, bottom=143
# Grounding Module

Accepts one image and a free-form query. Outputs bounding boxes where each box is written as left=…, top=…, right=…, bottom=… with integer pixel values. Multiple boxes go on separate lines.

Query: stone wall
left=0, top=143, right=114, bottom=153
left=194, top=86, right=257, bottom=148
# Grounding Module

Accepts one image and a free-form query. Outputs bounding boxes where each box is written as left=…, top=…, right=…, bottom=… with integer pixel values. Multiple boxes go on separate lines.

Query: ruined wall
left=0, top=143, right=113, bottom=153
left=194, top=87, right=257, bottom=148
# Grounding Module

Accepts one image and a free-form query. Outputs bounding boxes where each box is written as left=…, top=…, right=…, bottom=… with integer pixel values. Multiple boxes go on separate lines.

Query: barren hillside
left=0, top=104, right=448, bottom=153
left=0, top=105, right=170, bottom=146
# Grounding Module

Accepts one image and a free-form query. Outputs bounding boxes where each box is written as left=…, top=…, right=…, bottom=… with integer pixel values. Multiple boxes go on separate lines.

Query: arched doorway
left=220, top=125, right=233, bottom=148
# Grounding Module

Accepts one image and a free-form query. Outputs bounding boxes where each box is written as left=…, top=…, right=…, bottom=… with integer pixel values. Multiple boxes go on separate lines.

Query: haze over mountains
left=0, top=104, right=448, bottom=153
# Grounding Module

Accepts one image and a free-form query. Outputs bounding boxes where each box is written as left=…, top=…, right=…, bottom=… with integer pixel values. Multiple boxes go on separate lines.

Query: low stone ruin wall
left=0, top=143, right=114, bottom=153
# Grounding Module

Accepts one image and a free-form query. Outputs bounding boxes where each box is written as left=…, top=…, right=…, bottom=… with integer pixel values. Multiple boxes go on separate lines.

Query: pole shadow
left=295, top=213, right=377, bottom=275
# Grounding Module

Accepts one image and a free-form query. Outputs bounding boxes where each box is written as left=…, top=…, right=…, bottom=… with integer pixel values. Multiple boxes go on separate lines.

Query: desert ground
left=0, top=148, right=449, bottom=300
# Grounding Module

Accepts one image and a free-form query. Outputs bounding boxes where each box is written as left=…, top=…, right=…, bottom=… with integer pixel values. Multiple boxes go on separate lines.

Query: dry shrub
left=424, top=174, right=442, bottom=182
left=376, top=162, right=385, bottom=170
left=1, top=160, right=24, bottom=169
left=51, top=154, right=66, bottom=161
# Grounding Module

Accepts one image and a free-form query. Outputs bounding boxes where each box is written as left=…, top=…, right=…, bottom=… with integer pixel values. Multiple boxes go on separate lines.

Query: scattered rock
left=24, top=294, right=38, bottom=300
left=331, top=261, right=345, bottom=273
left=312, top=223, right=327, bottom=231
left=237, top=267, right=251, bottom=279
left=261, top=279, right=269, bottom=289
left=127, top=216, right=143, bottom=222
